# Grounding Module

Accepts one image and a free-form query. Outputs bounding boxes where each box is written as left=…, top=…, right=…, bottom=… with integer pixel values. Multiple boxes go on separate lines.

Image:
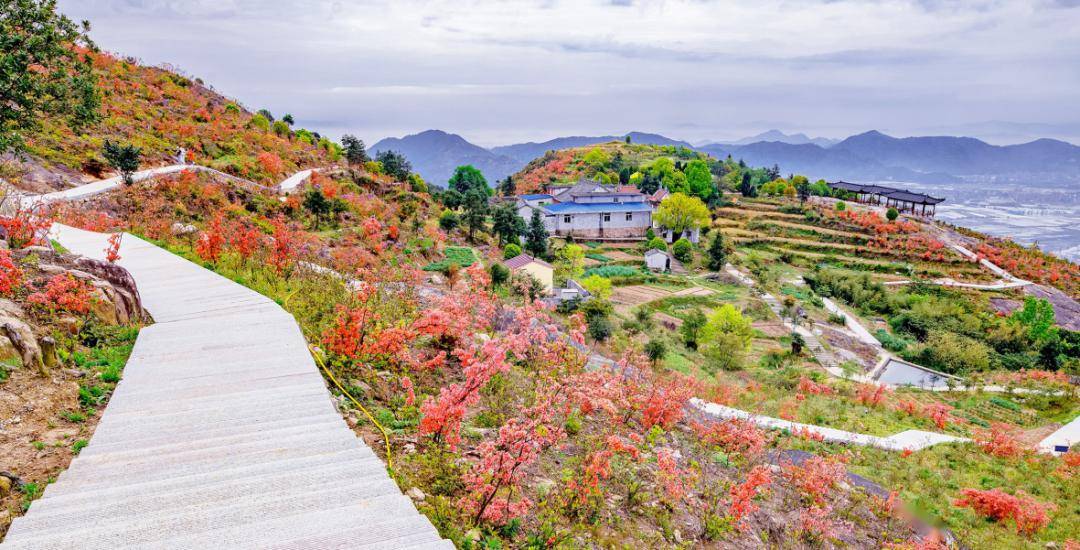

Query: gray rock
left=406, top=487, right=426, bottom=502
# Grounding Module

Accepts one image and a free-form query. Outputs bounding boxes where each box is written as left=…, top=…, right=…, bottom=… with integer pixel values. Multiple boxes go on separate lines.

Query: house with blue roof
left=514, top=177, right=655, bottom=240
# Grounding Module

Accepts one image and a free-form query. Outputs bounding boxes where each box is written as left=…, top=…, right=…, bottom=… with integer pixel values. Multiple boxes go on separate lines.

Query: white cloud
left=58, top=0, right=1080, bottom=144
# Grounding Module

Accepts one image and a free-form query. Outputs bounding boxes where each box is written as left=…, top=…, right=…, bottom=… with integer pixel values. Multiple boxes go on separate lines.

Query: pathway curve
left=15, top=163, right=326, bottom=207
left=0, top=225, right=451, bottom=549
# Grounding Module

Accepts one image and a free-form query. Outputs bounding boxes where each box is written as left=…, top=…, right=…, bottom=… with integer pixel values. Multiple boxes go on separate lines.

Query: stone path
left=0, top=225, right=451, bottom=549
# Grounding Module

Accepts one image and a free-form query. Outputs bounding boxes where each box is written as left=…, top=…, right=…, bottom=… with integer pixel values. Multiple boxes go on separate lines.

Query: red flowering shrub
left=256, top=151, right=284, bottom=176
left=0, top=249, right=23, bottom=296
left=229, top=220, right=262, bottom=261
left=976, top=423, right=1023, bottom=458
left=923, top=403, right=954, bottom=430
left=105, top=233, right=122, bottom=263
left=691, top=419, right=772, bottom=459
left=28, top=274, right=93, bottom=314
left=269, top=216, right=300, bottom=274
left=0, top=205, right=52, bottom=249
left=637, top=374, right=697, bottom=430
left=195, top=215, right=226, bottom=262
left=783, top=455, right=846, bottom=505
left=953, top=488, right=1054, bottom=535
left=855, top=383, right=889, bottom=407
left=727, top=464, right=773, bottom=526
left=655, top=448, right=692, bottom=501
left=799, top=505, right=836, bottom=540
left=797, top=376, right=833, bottom=395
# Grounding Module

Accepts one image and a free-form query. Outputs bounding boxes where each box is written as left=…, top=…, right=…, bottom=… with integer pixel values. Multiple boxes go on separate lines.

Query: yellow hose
left=308, top=344, right=393, bottom=470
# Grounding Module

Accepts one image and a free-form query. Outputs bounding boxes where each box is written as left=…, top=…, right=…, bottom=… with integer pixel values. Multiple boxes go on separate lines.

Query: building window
left=625, top=212, right=633, bottom=221
left=563, top=215, right=572, bottom=224
left=603, top=213, right=611, bottom=222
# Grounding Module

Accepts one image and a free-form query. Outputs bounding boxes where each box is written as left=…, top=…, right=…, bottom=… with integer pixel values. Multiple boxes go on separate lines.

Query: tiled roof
left=503, top=254, right=553, bottom=270
left=542, top=202, right=654, bottom=214
left=520, top=194, right=552, bottom=200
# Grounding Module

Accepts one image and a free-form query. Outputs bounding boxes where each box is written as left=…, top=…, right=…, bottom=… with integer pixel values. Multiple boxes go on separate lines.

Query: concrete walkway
left=1, top=225, right=451, bottom=549
left=692, top=399, right=969, bottom=452
left=16, top=163, right=325, bottom=207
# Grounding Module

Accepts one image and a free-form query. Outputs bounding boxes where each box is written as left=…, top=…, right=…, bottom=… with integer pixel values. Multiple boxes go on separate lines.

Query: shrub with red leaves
left=0, top=249, right=23, bottom=296
left=691, top=419, right=772, bottom=459
left=782, top=455, right=846, bottom=505
left=28, top=274, right=93, bottom=314
left=953, top=488, right=1054, bottom=535
left=195, top=215, right=226, bottom=262
left=727, top=464, right=773, bottom=526
left=797, top=376, right=833, bottom=395
left=855, top=383, right=889, bottom=407
left=104, top=233, right=122, bottom=263
left=976, top=423, right=1023, bottom=458
left=923, top=403, right=954, bottom=430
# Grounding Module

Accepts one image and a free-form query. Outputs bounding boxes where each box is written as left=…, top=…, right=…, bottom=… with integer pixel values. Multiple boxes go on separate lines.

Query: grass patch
left=422, top=246, right=477, bottom=272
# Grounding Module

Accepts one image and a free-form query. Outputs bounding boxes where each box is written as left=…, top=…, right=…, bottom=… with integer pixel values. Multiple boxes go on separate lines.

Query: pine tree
left=706, top=233, right=728, bottom=271
left=462, top=189, right=489, bottom=241
left=525, top=209, right=549, bottom=258
left=340, top=135, right=369, bottom=165
left=102, top=141, right=141, bottom=185
left=491, top=203, right=525, bottom=245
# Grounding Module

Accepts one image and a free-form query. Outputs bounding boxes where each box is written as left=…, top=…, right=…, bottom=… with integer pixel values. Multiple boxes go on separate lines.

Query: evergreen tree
left=738, top=172, right=757, bottom=197
left=102, top=140, right=141, bottom=185
left=257, top=109, right=275, bottom=122
left=376, top=150, right=411, bottom=181
left=462, top=189, right=489, bottom=241
left=525, top=209, right=549, bottom=258
left=282, top=113, right=295, bottom=125
left=706, top=233, right=728, bottom=271
left=767, top=164, right=781, bottom=180
left=448, top=165, right=490, bottom=196
left=340, top=134, right=369, bottom=165
left=303, top=188, right=331, bottom=228
left=491, top=202, right=526, bottom=245
left=498, top=175, right=516, bottom=197
left=1, top=0, right=100, bottom=153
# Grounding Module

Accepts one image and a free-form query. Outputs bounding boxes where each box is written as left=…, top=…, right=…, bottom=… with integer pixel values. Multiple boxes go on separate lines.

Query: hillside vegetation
left=11, top=51, right=337, bottom=189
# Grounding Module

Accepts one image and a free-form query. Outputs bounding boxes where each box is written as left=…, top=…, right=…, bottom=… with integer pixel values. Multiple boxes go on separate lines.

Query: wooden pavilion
left=827, top=181, right=944, bottom=217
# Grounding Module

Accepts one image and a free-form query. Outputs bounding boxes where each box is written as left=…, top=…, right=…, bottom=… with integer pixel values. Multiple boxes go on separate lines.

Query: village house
left=502, top=253, right=554, bottom=294
left=514, top=177, right=655, bottom=240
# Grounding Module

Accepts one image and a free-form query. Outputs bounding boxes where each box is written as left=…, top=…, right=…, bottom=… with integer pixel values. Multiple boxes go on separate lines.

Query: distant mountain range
left=702, top=129, right=839, bottom=148
left=370, top=129, right=1080, bottom=187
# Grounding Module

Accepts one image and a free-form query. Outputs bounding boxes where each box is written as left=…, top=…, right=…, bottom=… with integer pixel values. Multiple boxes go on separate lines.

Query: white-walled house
left=656, top=225, right=700, bottom=244
left=645, top=249, right=672, bottom=272
left=515, top=178, right=655, bottom=240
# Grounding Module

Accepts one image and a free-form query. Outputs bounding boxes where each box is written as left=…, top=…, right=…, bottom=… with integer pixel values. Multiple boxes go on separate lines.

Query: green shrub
left=503, top=243, right=522, bottom=259
left=835, top=201, right=846, bottom=211
left=886, top=207, right=899, bottom=221
left=671, top=238, right=693, bottom=262
left=645, top=237, right=667, bottom=251
left=438, top=209, right=459, bottom=231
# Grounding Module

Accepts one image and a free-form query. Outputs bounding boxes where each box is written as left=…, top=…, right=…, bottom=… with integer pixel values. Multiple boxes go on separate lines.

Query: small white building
left=657, top=225, right=700, bottom=244
left=502, top=254, right=554, bottom=295
left=645, top=249, right=672, bottom=272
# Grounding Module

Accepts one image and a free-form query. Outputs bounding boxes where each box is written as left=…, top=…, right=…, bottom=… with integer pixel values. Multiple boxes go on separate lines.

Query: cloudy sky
left=58, top=0, right=1080, bottom=146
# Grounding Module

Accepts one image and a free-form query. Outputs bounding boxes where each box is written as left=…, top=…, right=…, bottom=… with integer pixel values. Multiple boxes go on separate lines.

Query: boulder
left=171, top=222, right=198, bottom=236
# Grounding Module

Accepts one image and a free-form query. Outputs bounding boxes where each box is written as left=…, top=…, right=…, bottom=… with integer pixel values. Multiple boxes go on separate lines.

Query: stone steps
left=0, top=224, right=452, bottom=549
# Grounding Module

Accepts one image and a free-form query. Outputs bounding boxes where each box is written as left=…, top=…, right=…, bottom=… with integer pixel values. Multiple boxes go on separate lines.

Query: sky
left=57, top=0, right=1080, bottom=147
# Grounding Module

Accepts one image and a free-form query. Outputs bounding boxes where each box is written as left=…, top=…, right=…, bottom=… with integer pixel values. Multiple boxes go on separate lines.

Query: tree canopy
left=654, top=192, right=710, bottom=236
left=340, top=135, right=369, bottom=165
left=1, top=0, right=100, bottom=152
left=684, top=159, right=713, bottom=200
left=376, top=150, right=412, bottom=181
left=448, top=165, right=490, bottom=196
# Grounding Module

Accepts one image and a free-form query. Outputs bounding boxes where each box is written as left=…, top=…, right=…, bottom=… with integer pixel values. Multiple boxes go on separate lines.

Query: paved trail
left=1, top=225, right=450, bottom=549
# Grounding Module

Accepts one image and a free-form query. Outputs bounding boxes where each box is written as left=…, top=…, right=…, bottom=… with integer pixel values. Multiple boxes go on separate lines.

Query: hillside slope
left=9, top=51, right=336, bottom=192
